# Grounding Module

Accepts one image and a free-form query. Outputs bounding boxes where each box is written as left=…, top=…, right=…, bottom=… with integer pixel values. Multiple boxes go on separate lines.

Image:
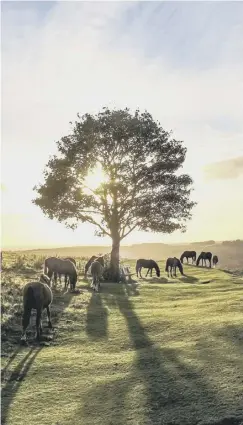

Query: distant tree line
left=222, top=240, right=243, bottom=246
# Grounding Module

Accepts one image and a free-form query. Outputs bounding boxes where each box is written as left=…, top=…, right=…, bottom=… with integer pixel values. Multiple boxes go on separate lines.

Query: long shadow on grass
left=77, top=284, right=227, bottom=425
left=1, top=289, right=76, bottom=425
left=85, top=291, right=108, bottom=340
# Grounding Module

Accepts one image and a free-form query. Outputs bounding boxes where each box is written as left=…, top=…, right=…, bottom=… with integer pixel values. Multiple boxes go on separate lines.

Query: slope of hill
left=8, top=240, right=243, bottom=272
left=1, top=254, right=243, bottom=425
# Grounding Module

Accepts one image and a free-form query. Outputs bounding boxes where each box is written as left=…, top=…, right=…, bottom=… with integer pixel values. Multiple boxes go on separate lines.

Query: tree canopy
left=33, top=107, right=196, bottom=279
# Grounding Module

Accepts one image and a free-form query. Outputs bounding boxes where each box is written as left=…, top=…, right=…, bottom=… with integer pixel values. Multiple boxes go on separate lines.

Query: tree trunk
left=110, top=235, right=120, bottom=282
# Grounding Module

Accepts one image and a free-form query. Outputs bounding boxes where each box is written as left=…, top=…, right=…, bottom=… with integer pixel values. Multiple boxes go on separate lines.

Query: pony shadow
left=85, top=292, right=108, bottom=340
left=1, top=285, right=76, bottom=424
left=1, top=347, right=42, bottom=424
left=179, top=275, right=199, bottom=283
left=143, top=277, right=169, bottom=284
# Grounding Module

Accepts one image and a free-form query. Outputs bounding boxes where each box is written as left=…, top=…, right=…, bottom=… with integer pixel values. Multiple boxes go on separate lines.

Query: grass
left=1, top=253, right=243, bottom=425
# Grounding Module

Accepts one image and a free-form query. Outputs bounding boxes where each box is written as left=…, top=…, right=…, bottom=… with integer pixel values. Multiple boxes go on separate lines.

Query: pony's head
left=39, top=273, right=51, bottom=285
left=178, top=261, right=184, bottom=275
left=196, top=253, right=203, bottom=266
left=155, top=264, right=160, bottom=277
left=97, top=256, right=105, bottom=267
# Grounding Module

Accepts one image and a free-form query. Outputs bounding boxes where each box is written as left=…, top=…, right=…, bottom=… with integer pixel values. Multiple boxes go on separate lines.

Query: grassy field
left=1, top=253, right=243, bottom=425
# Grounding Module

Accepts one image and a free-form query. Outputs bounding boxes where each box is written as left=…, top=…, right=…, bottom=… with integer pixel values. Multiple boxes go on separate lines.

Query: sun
left=83, top=163, right=109, bottom=191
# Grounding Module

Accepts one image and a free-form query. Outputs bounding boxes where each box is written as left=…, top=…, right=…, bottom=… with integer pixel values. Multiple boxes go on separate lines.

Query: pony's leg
left=36, top=309, right=42, bottom=341
left=145, top=268, right=149, bottom=277
left=21, top=307, right=31, bottom=341
left=46, top=306, right=52, bottom=329
left=150, top=268, right=152, bottom=277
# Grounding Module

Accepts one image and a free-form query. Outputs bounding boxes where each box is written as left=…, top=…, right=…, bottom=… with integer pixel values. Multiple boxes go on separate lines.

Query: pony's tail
left=180, top=255, right=183, bottom=263
left=24, top=286, right=35, bottom=310
left=165, top=259, right=169, bottom=272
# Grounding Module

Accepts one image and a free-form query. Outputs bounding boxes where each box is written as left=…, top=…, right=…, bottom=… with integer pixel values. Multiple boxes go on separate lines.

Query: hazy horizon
left=2, top=1, right=243, bottom=250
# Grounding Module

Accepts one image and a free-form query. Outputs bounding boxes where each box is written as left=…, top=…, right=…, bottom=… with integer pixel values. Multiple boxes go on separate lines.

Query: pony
left=212, top=255, right=219, bottom=267
left=136, top=259, right=160, bottom=278
left=180, top=251, right=197, bottom=264
left=21, top=274, right=53, bottom=342
left=90, top=260, right=104, bottom=292
left=84, top=255, right=105, bottom=278
left=196, top=252, right=212, bottom=268
left=54, top=257, right=77, bottom=286
left=165, top=257, right=184, bottom=277
left=44, top=257, right=77, bottom=290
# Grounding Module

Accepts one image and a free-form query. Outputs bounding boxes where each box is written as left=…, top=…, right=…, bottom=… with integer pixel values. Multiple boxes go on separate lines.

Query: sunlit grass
left=1, top=253, right=243, bottom=425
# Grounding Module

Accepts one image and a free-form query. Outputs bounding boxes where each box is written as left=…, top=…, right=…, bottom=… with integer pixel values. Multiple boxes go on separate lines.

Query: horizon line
left=2, top=239, right=242, bottom=252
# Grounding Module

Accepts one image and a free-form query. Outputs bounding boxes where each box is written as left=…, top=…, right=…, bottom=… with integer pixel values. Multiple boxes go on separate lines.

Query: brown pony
left=196, top=252, right=212, bottom=268
left=54, top=257, right=77, bottom=287
left=165, top=257, right=184, bottom=277
left=84, top=255, right=105, bottom=278
left=21, top=274, right=53, bottom=342
left=44, top=257, right=77, bottom=290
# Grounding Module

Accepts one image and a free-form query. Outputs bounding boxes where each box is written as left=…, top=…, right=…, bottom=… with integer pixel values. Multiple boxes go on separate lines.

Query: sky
left=1, top=1, right=243, bottom=249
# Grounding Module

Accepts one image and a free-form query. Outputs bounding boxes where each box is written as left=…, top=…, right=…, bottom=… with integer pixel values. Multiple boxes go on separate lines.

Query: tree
left=33, top=107, right=196, bottom=281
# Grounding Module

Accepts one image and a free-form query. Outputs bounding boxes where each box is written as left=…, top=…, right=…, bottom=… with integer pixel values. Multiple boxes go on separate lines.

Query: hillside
left=1, top=253, right=243, bottom=425
left=8, top=240, right=243, bottom=272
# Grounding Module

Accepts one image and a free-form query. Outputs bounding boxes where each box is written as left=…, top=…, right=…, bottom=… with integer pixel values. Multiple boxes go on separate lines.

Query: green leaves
left=33, top=107, right=196, bottom=241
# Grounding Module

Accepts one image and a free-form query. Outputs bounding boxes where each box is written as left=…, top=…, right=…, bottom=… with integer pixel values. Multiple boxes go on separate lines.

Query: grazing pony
left=136, top=259, right=160, bottom=278
left=54, top=257, right=77, bottom=286
left=165, top=257, right=184, bottom=278
left=212, top=255, right=219, bottom=267
left=84, top=255, right=105, bottom=278
left=21, top=274, right=53, bottom=342
left=90, top=260, right=104, bottom=292
left=180, top=251, right=196, bottom=264
left=44, top=257, right=77, bottom=290
left=196, top=252, right=212, bottom=268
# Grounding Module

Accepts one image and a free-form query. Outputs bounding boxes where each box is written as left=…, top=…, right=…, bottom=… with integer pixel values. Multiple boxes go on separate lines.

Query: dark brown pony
left=90, top=260, right=104, bottom=292
left=44, top=257, right=78, bottom=290
left=136, top=259, right=160, bottom=278
left=21, top=274, right=53, bottom=342
left=165, top=257, right=184, bottom=277
left=196, top=252, right=212, bottom=268
left=212, top=255, right=219, bottom=267
left=84, top=255, right=105, bottom=278
left=180, top=251, right=196, bottom=264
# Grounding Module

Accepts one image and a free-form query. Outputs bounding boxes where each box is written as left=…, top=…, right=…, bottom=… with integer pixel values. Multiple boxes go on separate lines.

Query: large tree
left=33, top=107, right=196, bottom=280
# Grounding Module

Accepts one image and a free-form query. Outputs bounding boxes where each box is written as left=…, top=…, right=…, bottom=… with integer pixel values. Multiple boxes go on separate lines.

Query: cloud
left=204, top=156, right=243, bottom=180
left=1, top=1, right=243, bottom=247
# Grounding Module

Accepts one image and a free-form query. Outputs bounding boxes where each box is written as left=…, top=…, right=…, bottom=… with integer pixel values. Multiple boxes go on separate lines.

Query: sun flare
left=83, top=163, right=109, bottom=191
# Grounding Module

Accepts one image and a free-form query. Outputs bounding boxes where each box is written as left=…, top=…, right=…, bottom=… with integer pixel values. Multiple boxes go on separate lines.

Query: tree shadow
left=66, top=284, right=230, bottom=425
left=85, top=292, right=108, bottom=340
left=214, top=324, right=243, bottom=352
